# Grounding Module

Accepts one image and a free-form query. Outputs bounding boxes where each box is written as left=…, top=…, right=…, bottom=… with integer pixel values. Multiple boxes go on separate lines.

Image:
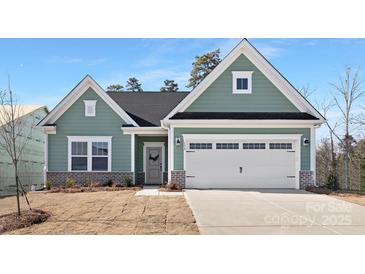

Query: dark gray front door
left=146, top=147, right=162, bottom=184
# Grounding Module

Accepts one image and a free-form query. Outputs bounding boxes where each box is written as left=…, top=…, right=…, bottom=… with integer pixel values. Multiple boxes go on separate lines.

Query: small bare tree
left=0, top=80, right=33, bottom=216
left=319, top=99, right=340, bottom=189
left=331, top=66, right=364, bottom=190
left=299, top=84, right=316, bottom=99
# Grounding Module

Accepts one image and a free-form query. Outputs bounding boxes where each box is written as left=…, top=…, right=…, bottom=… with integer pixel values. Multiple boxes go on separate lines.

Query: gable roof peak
left=163, top=38, right=325, bottom=123
left=38, top=75, right=139, bottom=127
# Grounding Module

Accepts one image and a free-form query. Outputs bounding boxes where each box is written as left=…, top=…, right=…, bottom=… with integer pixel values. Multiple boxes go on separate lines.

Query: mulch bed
left=48, top=186, right=141, bottom=193
left=159, top=187, right=183, bottom=192
left=0, top=209, right=50, bottom=234
left=306, top=186, right=365, bottom=196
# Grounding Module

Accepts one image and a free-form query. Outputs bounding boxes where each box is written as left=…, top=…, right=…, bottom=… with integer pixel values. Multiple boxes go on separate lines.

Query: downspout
left=161, top=120, right=172, bottom=181
left=312, top=124, right=321, bottom=187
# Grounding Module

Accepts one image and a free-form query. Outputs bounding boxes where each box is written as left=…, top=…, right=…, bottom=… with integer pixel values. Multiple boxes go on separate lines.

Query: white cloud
left=254, top=43, right=284, bottom=59
left=47, top=56, right=106, bottom=66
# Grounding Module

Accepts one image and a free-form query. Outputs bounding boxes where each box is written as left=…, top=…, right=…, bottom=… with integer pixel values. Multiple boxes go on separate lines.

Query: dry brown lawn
left=329, top=193, right=365, bottom=207
left=0, top=190, right=199, bottom=235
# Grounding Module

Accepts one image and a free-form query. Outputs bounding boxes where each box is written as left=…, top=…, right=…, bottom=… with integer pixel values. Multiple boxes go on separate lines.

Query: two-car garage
left=184, top=134, right=302, bottom=189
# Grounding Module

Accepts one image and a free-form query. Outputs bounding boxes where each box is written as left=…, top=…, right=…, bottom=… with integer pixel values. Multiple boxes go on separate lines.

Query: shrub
left=45, top=180, right=53, bottom=190
left=65, top=178, right=75, bottom=188
left=165, top=181, right=182, bottom=191
left=125, top=176, right=133, bottom=187
left=326, top=172, right=339, bottom=190
left=102, top=179, right=114, bottom=187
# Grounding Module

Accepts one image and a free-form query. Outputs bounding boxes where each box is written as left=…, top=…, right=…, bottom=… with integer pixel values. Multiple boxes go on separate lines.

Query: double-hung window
left=71, top=141, right=88, bottom=170
left=68, top=136, right=112, bottom=171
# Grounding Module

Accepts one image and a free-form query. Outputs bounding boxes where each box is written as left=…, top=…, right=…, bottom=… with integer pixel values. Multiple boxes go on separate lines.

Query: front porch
left=134, top=135, right=168, bottom=185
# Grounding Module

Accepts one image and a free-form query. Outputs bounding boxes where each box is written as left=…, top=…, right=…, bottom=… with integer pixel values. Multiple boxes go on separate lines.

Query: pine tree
left=187, top=49, right=221, bottom=89
left=160, top=80, right=179, bottom=92
left=126, top=77, right=143, bottom=92
left=106, top=84, right=124, bottom=92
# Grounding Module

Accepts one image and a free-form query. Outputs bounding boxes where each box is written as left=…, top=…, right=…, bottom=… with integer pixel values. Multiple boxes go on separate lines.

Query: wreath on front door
left=149, top=153, right=159, bottom=162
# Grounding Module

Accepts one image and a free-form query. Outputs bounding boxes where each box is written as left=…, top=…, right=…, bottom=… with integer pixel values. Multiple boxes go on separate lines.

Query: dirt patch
left=306, top=187, right=365, bottom=207
left=0, top=191, right=199, bottom=235
left=0, top=209, right=50, bottom=234
left=159, top=187, right=183, bottom=192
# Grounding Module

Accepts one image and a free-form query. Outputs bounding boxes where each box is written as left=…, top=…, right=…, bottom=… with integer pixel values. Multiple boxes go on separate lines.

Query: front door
left=145, top=147, right=162, bottom=184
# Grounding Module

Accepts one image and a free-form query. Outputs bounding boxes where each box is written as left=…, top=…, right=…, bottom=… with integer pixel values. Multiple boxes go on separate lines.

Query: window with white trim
left=84, top=100, right=97, bottom=117
left=232, top=71, right=253, bottom=94
left=242, top=143, right=266, bottom=149
left=92, top=142, right=109, bottom=171
left=68, top=137, right=111, bottom=171
left=189, top=143, right=212, bottom=149
left=216, top=143, right=239, bottom=149
left=71, top=142, right=88, bottom=170
left=269, top=143, right=292, bottom=150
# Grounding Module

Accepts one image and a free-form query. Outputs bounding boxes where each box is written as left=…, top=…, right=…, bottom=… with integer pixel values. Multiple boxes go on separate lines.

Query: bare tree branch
left=0, top=79, right=35, bottom=215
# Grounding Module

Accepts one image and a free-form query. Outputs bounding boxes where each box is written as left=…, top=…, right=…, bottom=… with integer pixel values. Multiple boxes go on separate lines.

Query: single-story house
left=0, top=105, right=48, bottom=196
left=37, top=39, right=325, bottom=189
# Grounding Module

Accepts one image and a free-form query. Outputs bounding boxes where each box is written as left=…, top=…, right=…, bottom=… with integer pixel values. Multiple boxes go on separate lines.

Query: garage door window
left=242, top=143, right=266, bottom=149
left=216, top=143, right=239, bottom=149
left=269, top=143, right=292, bottom=150
left=189, top=143, right=212, bottom=149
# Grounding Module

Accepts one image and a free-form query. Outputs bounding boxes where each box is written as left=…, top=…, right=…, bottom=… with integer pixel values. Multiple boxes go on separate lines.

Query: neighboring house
left=37, top=39, right=325, bottom=189
left=0, top=105, right=48, bottom=197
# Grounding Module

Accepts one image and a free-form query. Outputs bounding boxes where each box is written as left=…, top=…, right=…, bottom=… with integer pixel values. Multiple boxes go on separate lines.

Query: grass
left=0, top=190, right=199, bottom=235
left=306, top=186, right=365, bottom=207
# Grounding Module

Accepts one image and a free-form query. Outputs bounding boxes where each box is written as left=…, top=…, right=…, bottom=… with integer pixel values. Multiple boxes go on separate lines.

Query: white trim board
left=143, top=142, right=165, bottom=184
left=38, top=75, right=138, bottom=127
left=163, top=39, right=325, bottom=123
left=122, top=127, right=167, bottom=135
left=168, top=120, right=322, bottom=127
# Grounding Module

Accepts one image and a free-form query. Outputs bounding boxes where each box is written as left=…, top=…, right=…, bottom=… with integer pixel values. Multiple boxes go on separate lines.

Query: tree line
left=314, top=67, right=365, bottom=192
left=106, top=49, right=221, bottom=92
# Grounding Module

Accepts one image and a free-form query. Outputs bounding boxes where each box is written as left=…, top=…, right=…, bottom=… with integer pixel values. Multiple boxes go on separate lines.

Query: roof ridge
left=106, top=91, right=191, bottom=94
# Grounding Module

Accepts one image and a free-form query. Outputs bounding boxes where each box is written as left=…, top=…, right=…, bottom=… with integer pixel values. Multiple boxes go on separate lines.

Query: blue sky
left=1, top=38, right=364, bottom=108
left=0, top=38, right=364, bottom=140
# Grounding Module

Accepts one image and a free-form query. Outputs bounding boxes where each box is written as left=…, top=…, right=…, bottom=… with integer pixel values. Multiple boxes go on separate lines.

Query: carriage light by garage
left=303, top=138, right=310, bottom=146
left=175, top=137, right=182, bottom=146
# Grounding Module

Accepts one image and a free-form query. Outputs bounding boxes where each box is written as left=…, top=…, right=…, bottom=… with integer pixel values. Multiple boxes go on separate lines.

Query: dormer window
left=232, top=71, right=253, bottom=94
left=84, top=100, right=97, bottom=117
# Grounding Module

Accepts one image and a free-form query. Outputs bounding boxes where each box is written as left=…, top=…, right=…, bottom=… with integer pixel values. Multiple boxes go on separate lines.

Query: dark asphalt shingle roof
left=107, top=91, right=189, bottom=126
left=170, top=112, right=319, bottom=120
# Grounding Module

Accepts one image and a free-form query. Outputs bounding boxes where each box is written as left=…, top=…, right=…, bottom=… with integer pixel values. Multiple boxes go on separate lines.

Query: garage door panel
left=185, top=139, right=297, bottom=189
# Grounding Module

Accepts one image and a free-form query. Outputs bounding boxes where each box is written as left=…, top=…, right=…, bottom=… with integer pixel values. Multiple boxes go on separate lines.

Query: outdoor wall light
left=303, top=138, right=310, bottom=146
left=175, top=137, right=182, bottom=146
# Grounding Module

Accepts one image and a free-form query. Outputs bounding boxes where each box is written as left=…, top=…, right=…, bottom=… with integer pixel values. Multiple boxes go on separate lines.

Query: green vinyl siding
left=173, top=128, right=311, bottom=171
left=135, top=136, right=168, bottom=172
left=186, top=54, right=299, bottom=112
left=0, top=107, right=48, bottom=197
left=48, top=88, right=131, bottom=171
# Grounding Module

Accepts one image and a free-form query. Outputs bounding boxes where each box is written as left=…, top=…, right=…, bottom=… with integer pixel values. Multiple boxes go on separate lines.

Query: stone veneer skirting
left=299, top=170, right=314, bottom=189
left=169, top=170, right=314, bottom=190
left=47, top=172, right=134, bottom=187
left=135, top=172, right=145, bottom=186
left=171, top=170, right=186, bottom=188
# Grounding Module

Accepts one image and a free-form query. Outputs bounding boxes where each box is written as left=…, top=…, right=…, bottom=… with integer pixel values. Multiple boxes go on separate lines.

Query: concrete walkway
left=135, top=186, right=183, bottom=196
left=184, top=189, right=365, bottom=235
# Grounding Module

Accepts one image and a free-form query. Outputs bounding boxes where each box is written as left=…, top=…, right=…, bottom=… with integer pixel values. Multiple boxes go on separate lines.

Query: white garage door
left=185, top=136, right=299, bottom=189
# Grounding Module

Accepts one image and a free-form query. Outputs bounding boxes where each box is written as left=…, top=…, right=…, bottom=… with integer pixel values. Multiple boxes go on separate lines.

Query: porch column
left=131, top=133, right=135, bottom=182
left=44, top=133, right=48, bottom=185
left=168, top=127, right=174, bottom=181
left=310, top=126, right=316, bottom=185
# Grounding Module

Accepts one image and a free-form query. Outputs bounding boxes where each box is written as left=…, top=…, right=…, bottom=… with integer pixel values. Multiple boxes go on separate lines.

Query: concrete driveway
left=184, top=189, right=365, bottom=234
